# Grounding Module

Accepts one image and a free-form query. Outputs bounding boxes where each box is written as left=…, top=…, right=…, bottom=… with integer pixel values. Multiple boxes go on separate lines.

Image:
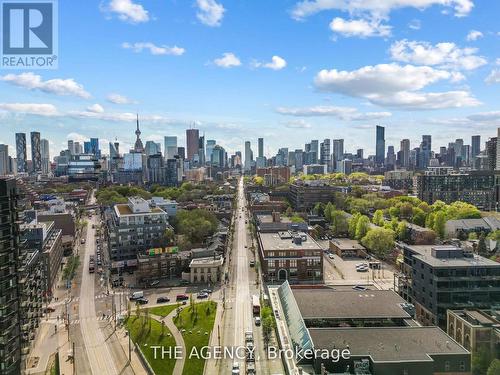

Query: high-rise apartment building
left=400, top=139, right=410, bottom=168
left=186, top=128, right=199, bottom=161
left=419, top=135, right=432, bottom=169
left=15, top=133, right=27, bottom=173
left=244, top=141, right=253, bottom=172
left=310, top=140, right=319, bottom=164
left=375, top=126, right=385, bottom=165
left=332, top=139, right=344, bottom=172
left=164, top=136, right=178, bottom=160
left=320, top=139, right=331, bottom=170
left=258, top=138, right=264, bottom=158
left=0, top=145, right=9, bottom=176
left=0, top=178, right=21, bottom=374
left=471, top=135, right=481, bottom=160
left=206, top=139, right=216, bottom=164
left=40, top=139, right=50, bottom=174
left=30, top=132, right=41, bottom=173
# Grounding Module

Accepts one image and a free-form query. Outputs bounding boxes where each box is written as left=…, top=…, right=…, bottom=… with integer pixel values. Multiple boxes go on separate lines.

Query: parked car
left=328, top=254, right=335, bottom=259
left=249, top=260, right=255, bottom=267
left=352, top=285, right=368, bottom=291
left=80, top=238, right=85, bottom=244
left=156, top=296, right=170, bottom=303
left=197, top=292, right=209, bottom=299
left=201, top=289, right=212, bottom=294
left=254, top=317, right=261, bottom=326
left=176, top=294, right=189, bottom=301
left=136, top=298, right=149, bottom=305
left=149, top=280, right=160, bottom=287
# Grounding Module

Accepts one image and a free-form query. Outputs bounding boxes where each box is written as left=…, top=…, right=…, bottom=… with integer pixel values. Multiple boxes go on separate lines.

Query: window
left=459, top=361, right=465, bottom=371
left=444, top=361, right=450, bottom=371
left=290, top=259, right=297, bottom=267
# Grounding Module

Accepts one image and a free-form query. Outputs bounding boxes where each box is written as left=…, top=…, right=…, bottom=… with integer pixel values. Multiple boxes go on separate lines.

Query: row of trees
left=173, top=209, right=219, bottom=247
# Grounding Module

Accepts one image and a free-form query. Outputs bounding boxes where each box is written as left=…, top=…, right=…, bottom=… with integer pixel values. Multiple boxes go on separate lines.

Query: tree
left=412, top=207, right=427, bottom=227
left=361, top=228, right=395, bottom=259
left=372, top=210, right=384, bottom=226
left=468, top=232, right=478, bottom=240
left=487, top=359, right=500, bottom=375
left=399, top=203, right=414, bottom=220
left=348, top=213, right=361, bottom=239
left=355, top=215, right=371, bottom=240
left=396, top=221, right=409, bottom=242
left=290, top=215, right=305, bottom=223
left=389, top=206, right=400, bottom=219
left=433, top=211, right=446, bottom=239
left=478, top=233, right=488, bottom=256
left=324, top=202, right=335, bottom=222
left=472, top=347, right=492, bottom=375
left=331, top=210, right=348, bottom=237
left=313, top=202, right=325, bottom=217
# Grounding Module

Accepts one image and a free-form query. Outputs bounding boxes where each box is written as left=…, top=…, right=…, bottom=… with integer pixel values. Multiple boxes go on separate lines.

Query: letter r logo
left=2, top=2, right=53, bottom=54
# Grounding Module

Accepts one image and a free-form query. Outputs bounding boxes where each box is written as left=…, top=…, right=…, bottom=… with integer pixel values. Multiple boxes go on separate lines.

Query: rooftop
left=259, top=231, right=322, bottom=251
left=329, top=238, right=365, bottom=250
left=309, top=327, right=469, bottom=362
left=403, top=244, right=500, bottom=268
left=189, top=256, right=224, bottom=267
left=292, top=289, right=411, bottom=319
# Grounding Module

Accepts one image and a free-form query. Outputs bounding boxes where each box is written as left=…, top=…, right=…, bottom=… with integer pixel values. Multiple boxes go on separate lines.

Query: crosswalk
left=50, top=292, right=126, bottom=307
left=50, top=314, right=117, bottom=328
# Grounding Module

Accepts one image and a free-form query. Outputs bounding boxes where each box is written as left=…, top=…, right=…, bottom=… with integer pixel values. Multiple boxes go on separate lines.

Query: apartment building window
left=290, top=259, right=297, bottom=267
left=444, top=361, right=450, bottom=371
left=459, top=361, right=465, bottom=371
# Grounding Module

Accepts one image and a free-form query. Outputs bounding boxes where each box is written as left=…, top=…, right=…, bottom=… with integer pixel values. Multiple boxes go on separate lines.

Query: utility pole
left=72, top=342, right=76, bottom=375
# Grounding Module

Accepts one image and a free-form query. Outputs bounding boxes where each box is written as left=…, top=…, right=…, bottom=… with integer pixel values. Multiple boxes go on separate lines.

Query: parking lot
left=323, top=251, right=396, bottom=290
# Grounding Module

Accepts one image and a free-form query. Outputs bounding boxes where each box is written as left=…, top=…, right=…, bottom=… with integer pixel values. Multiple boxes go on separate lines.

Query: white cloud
left=389, top=40, right=486, bottom=70
left=485, top=70, right=500, bottom=84
left=0, top=103, right=59, bottom=116
left=107, top=93, right=137, bottom=104
left=283, top=119, right=312, bottom=129
left=87, top=104, right=104, bottom=113
left=466, top=111, right=500, bottom=122
left=121, top=42, right=185, bottom=56
left=466, top=29, right=483, bottom=41
left=291, top=0, right=474, bottom=20
left=329, top=17, right=391, bottom=37
left=276, top=105, right=392, bottom=120
left=68, top=110, right=173, bottom=123
left=196, top=0, right=225, bottom=27
left=1, top=72, right=91, bottom=98
left=314, top=63, right=479, bottom=110
left=252, top=56, right=287, bottom=70
left=213, top=52, right=241, bottom=68
left=496, top=58, right=500, bottom=66
left=103, top=0, right=149, bottom=23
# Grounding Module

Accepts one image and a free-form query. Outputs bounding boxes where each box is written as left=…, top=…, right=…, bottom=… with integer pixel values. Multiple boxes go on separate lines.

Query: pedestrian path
left=151, top=310, right=186, bottom=375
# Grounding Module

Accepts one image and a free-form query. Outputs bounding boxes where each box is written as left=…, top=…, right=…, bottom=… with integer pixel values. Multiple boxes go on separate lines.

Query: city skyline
left=1, top=1, right=500, bottom=157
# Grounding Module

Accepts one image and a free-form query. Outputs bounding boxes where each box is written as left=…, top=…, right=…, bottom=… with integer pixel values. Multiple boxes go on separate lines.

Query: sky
left=1, top=0, right=500, bottom=159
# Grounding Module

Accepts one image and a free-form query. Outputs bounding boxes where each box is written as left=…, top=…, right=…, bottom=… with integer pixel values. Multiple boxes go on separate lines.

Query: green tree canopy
left=355, top=215, right=371, bottom=240
left=361, top=228, right=395, bottom=259
left=372, top=209, right=385, bottom=226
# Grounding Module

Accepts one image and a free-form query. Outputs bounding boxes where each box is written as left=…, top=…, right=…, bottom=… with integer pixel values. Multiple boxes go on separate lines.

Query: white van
left=130, top=291, right=144, bottom=300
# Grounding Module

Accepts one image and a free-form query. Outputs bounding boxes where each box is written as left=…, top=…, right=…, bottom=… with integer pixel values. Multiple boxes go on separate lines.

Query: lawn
left=149, top=304, right=179, bottom=318
left=125, top=315, right=177, bottom=375
left=174, top=301, right=217, bottom=375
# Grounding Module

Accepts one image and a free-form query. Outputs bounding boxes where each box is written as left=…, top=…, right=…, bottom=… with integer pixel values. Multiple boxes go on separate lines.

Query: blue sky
left=1, top=0, right=500, bottom=159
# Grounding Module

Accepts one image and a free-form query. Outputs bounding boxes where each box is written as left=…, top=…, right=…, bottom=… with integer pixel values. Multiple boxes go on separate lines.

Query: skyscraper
left=0, top=145, right=9, bottom=175
left=320, top=139, right=331, bottom=170
left=90, top=138, right=100, bottom=158
left=30, top=131, right=41, bottom=172
left=15, top=133, right=27, bottom=173
left=67, top=140, right=75, bottom=155
left=311, top=140, right=319, bottom=164
left=206, top=139, right=216, bottom=163
left=471, top=135, right=481, bottom=159
left=420, top=135, right=432, bottom=169
left=198, top=135, right=205, bottom=165
left=186, top=128, right=199, bottom=161
left=164, top=136, right=178, bottom=160
left=244, top=141, right=253, bottom=172
left=332, top=139, right=344, bottom=172
left=145, top=141, right=160, bottom=156
left=258, top=138, right=264, bottom=158
left=400, top=139, right=410, bottom=168
left=375, top=126, right=385, bottom=165
left=40, top=139, right=50, bottom=174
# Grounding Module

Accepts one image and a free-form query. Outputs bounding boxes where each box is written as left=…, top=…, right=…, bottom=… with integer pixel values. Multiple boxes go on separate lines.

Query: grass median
left=173, top=300, right=217, bottom=375
left=125, top=313, right=177, bottom=375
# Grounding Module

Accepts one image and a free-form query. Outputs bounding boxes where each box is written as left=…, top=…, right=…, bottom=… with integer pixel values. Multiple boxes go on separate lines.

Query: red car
left=176, top=294, right=189, bottom=301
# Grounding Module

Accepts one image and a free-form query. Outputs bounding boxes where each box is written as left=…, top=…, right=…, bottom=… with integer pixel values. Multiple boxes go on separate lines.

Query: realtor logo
left=1, top=0, right=58, bottom=68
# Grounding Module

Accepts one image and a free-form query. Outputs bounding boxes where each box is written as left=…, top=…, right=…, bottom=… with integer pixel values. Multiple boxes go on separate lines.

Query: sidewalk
left=204, top=301, right=224, bottom=374
left=157, top=311, right=186, bottom=375
left=116, top=325, right=146, bottom=374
